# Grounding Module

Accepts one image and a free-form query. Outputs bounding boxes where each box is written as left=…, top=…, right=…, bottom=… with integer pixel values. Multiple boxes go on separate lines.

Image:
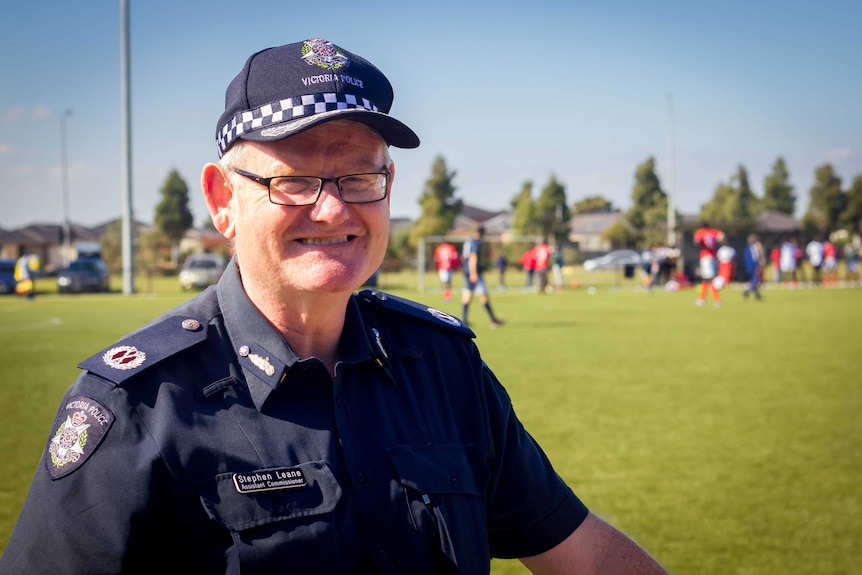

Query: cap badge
left=102, top=345, right=146, bottom=370
left=302, top=38, right=350, bottom=71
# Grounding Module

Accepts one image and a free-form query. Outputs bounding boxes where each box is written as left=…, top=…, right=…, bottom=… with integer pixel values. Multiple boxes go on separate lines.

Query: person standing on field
left=693, top=221, right=725, bottom=307
left=822, top=238, right=839, bottom=286
left=806, top=236, right=824, bottom=286
left=743, top=234, right=765, bottom=300
left=461, top=226, right=504, bottom=328
left=533, top=239, right=552, bottom=294
left=433, top=240, right=460, bottom=302
left=714, top=238, right=736, bottom=291
left=780, top=236, right=799, bottom=287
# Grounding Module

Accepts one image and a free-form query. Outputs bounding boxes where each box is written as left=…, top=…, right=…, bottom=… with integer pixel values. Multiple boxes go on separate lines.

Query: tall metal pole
left=60, top=109, right=73, bottom=266
left=666, top=93, right=676, bottom=248
left=120, top=0, right=135, bottom=294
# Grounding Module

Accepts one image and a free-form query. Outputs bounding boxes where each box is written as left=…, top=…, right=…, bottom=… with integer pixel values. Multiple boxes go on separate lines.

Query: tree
left=572, top=196, right=616, bottom=214
left=99, top=220, right=165, bottom=276
left=154, top=169, right=194, bottom=268
left=841, top=175, right=862, bottom=235
left=100, top=220, right=122, bottom=273
left=762, top=157, right=795, bottom=215
left=801, top=163, right=845, bottom=234
left=509, top=181, right=538, bottom=237
left=535, top=175, right=570, bottom=245
left=410, top=156, right=462, bottom=247
left=625, top=157, right=667, bottom=245
left=733, top=165, right=760, bottom=218
left=700, top=165, right=760, bottom=222
left=602, top=219, right=638, bottom=248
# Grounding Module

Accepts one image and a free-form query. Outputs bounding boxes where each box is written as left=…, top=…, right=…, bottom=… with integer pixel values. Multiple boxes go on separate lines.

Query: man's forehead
left=246, top=128, right=387, bottom=171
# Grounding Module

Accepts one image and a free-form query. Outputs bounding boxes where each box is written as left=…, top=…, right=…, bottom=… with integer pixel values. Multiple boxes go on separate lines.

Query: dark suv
left=0, top=258, right=17, bottom=294
left=57, top=258, right=110, bottom=293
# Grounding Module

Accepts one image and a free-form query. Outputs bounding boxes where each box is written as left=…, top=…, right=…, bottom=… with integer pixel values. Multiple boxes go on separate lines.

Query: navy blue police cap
left=216, top=38, right=420, bottom=157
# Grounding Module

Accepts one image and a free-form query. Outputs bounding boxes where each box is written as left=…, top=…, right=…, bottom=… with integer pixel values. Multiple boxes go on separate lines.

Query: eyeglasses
left=234, top=168, right=390, bottom=206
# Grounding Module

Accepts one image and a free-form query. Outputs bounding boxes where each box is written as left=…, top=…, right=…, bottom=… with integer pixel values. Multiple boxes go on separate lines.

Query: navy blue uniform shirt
left=0, top=259, right=587, bottom=574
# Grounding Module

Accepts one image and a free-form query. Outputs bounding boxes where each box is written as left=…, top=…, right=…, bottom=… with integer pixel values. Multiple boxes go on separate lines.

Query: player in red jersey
left=433, top=241, right=460, bottom=301
left=693, top=221, right=725, bottom=307
left=822, top=240, right=839, bottom=286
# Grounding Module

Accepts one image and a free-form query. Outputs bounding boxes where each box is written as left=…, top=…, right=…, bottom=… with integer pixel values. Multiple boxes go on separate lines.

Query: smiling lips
left=300, top=235, right=352, bottom=246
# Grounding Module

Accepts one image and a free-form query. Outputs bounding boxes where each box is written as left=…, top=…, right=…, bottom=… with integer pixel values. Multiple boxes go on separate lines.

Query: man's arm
left=519, top=512, right=669, bottom=575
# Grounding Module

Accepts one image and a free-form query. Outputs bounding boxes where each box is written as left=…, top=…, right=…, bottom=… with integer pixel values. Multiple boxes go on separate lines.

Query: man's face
left=225, top=121, right=392, bottom=299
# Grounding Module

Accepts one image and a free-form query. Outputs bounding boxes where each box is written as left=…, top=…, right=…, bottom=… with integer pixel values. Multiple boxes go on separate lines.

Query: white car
left=179, top=254, right=226, bottom=290
left=582, top=249, right=643, bottom=272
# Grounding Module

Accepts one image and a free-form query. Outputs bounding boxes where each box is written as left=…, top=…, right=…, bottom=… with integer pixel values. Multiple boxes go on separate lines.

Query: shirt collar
left=216, top=258, right=386, bottom=410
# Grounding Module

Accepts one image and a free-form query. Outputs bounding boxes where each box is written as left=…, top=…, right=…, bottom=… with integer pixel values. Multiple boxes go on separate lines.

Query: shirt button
left=335, top=396, right=344, bottom=408
left=450, top=477, right=460, bottom=488
left=378, top=550, right=387, bottom=561
left=357, top=472, right=366, bottom=483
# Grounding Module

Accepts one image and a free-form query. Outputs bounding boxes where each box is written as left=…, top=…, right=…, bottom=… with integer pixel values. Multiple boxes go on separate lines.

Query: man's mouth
left=300, top=235, right=352, bottom=246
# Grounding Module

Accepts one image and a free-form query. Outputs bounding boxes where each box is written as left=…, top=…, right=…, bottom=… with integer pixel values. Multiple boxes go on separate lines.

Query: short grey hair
left=218, top=120, right=392, bottom=182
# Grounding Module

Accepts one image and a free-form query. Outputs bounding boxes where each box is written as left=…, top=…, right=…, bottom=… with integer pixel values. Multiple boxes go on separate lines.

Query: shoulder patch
left=357, top=289, right=475, bottom=338
left=46, top=395, right=114, bottom=479
left=78, top=315, right=209, bottom=385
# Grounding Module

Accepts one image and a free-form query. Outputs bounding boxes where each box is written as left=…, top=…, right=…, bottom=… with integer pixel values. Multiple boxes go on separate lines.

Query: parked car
left=0, top=258, right=17, bottom=294
left=179, top=253, right=226, bottom=290
left=57, top=258, right=110, bottom=293
left=582, top=249, right=643, bottom=272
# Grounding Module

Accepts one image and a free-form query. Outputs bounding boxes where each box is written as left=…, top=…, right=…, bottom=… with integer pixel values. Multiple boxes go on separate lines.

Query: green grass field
left=1, top=269, right=860, bottom=574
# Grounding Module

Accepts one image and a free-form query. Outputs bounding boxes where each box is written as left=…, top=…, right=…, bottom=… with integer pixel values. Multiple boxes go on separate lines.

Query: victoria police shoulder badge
left=46, top=395, right=115, bottom=479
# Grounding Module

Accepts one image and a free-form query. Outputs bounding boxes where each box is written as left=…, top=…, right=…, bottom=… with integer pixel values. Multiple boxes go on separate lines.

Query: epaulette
left=78, top=314, right=210, bottom=386
left=357, top=289, right=475, bottom=338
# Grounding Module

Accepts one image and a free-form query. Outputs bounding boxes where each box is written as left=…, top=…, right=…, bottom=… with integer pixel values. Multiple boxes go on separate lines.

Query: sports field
left=0, top=270, right=859, bottom=574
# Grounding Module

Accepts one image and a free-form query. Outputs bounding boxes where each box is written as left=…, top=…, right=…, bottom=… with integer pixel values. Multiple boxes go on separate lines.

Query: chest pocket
left=387, top=444, right=490, bottom=574
left=198, top=460, right=342, bottom=572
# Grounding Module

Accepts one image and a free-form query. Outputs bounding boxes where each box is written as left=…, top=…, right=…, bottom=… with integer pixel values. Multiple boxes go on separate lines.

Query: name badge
left=233, top=467, right=308, bottom=494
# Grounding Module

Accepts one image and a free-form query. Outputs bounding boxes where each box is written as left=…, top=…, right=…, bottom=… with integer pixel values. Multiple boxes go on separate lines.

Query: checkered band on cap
left=216, top=92, right=378, bottom=156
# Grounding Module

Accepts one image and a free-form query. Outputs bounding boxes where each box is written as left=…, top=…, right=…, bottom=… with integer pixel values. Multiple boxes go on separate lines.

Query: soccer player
left=693, top=221, right=725, bottom=307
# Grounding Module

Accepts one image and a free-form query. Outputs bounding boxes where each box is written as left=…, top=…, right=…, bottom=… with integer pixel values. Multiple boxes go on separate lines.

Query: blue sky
left=1, top=0, right=860, bottom=230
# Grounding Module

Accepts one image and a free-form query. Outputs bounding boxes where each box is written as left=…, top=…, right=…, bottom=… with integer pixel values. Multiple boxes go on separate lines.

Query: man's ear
left=201, top=163, right=235, bottom=239
left=385, top=159, right=395, bottom=205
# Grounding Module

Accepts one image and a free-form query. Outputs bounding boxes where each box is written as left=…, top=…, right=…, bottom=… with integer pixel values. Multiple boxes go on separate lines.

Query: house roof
left=757, top=210, right=800, bottom=233
left=569, top=212, right=625, bottom=234
left=459, top=204, right=505, bottom=223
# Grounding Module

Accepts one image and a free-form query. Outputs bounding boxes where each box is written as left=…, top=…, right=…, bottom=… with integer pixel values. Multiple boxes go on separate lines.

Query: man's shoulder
left=355, top=289, right=475, bottom=338
left=78, top=289, right=222, bottom=386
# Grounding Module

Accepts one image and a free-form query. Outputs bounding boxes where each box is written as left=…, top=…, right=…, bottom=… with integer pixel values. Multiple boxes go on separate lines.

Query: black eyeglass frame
left=234, top=168, right=391, bottom=206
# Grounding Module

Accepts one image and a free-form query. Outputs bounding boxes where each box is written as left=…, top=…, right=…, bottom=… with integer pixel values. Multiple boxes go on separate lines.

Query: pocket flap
left=199, top=461, right=341, bottom=532
left=387, top=444, right=486, bottom=495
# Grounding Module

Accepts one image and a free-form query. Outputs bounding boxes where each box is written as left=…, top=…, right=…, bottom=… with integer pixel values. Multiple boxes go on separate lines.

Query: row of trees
left=404, top=153, right=862, bottom=259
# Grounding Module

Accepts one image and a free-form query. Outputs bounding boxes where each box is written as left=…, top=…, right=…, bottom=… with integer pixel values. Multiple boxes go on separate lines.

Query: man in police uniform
left=0, top=38, right=669, bottom=574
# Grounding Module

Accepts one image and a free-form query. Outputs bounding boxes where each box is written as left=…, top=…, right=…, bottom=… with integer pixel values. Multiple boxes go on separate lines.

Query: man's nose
left=310, top=181, right=349, bottom=220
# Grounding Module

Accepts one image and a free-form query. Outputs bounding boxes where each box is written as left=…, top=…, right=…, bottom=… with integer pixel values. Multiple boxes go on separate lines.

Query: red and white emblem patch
left=427, top=307, right=461, bottom=327
left=102, top=345, right=146, bottom=370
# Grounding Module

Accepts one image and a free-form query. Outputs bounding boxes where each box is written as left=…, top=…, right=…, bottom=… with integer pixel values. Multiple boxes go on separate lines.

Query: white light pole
left=666, top=93, right=676, bottom=248
left=120, top=0, right=135, bottom=294
left=60, top=109, right=73, bottom=266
